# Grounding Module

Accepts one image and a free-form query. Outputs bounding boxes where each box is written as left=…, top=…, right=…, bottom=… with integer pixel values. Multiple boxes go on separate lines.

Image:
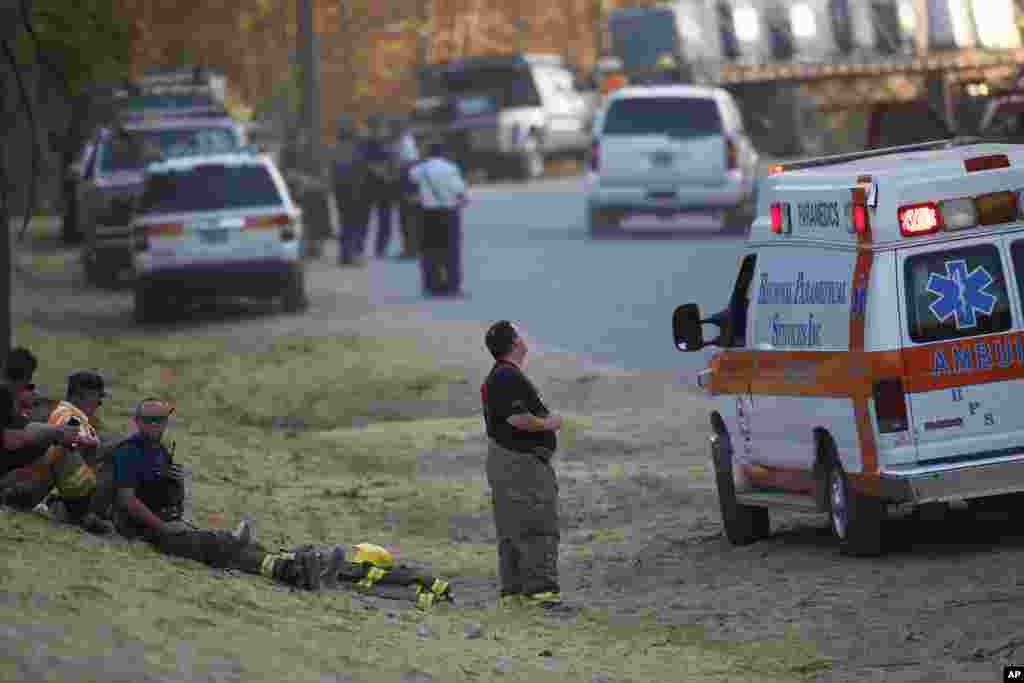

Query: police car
left=673, top=138, right=1024, bottom=556
left=130, top=151, right=307, bottom=323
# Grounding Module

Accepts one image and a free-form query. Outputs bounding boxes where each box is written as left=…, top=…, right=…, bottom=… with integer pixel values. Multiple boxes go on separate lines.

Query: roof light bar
left=965, top=154, right=1010, bottom=172
left=898, top=203, right=942, bottom=237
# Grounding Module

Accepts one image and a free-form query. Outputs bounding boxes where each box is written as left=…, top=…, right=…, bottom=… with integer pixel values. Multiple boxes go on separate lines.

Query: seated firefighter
left=113, top=397, right=454, bottom=603
left=110, top=397, right=336, bottom=590
left=0, top=370, right=116, bottom=535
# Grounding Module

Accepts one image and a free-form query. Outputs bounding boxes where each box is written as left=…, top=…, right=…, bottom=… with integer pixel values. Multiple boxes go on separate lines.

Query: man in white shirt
left=409, top=142, right=469, bottom=297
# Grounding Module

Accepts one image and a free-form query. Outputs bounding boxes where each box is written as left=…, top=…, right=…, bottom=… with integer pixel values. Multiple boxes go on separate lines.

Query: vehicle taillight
left=873, top=378, right=908, bottom=433
left=726, top=138, right=738, bottom=170
left=588, top=140, right=600, bottom=173
left=767, top=164, right=784, bottom=175
left=244, top=214, right=292, bottom=229
left=898, top=202, right=941, bottom=236
left=146, top=222, right=184, bottom=238
left=770, top=202, right=790, bottom=234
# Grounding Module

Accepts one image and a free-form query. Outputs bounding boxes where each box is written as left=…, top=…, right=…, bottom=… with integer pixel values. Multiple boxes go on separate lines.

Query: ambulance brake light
left=770, top=203, right=790, bottom=234
left=898, top=203, right=941, bottom=236
left=852, top=205, right=868, bottom=234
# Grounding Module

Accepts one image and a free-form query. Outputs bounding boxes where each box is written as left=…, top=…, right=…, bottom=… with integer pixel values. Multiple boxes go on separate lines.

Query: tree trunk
left=0, top=71, right=11, bottom=357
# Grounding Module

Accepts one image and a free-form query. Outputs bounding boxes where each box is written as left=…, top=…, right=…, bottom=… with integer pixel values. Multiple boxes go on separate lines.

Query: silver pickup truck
left=409, top=54, right=598, bottom=181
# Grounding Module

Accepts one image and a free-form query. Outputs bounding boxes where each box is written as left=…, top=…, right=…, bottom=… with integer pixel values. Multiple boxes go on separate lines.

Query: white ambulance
left=673, top=139, right=1024, bottom=556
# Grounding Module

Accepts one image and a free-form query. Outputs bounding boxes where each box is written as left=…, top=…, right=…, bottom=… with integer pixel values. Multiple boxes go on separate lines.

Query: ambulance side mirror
left=674, top=303, right=704, bottom=351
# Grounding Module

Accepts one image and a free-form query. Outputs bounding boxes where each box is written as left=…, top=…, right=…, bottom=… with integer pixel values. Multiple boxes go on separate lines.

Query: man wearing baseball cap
left=481, top=321, right=566, bottom=610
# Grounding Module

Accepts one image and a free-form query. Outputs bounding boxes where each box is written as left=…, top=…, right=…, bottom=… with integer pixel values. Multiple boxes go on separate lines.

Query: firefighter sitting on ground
left=111, top=397, right=453, bottom=605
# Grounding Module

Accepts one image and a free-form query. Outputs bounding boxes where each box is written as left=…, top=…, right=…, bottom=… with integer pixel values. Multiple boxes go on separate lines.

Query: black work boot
left=272, top=549, right=322, bottom=590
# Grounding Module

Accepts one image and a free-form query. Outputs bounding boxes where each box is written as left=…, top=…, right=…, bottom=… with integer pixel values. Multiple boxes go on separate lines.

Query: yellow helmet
left=352, top=543, right=394, bottom=569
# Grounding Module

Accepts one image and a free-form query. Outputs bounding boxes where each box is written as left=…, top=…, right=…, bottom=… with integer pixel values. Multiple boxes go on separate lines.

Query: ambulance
left=673, top=138, right=1024, bottom=556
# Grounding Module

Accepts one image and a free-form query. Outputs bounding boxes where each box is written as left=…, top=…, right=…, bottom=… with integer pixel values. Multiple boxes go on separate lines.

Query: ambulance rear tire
left=827, top=461, right=884, bottom=557
left=712, top=433, right=770, bottom=546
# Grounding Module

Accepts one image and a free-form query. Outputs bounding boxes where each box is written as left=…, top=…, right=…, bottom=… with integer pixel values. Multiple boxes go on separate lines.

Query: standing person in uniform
left=409, top=141, right=469, bottom=297
left=480, top=321, right=566, bottom=609
left=363, top=115, right=401, bottom=259
left=393, top=116, right=421, bottom=260
left=332, top=116, right=370, bottom=267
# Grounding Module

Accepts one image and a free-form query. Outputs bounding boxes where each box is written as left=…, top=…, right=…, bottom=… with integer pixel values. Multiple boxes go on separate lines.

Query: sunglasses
left=138, top=415, right=168, bottom=426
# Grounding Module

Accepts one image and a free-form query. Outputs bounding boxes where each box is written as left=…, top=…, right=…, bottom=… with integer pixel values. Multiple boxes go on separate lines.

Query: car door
left=898, top=235, right=1023, bottom=467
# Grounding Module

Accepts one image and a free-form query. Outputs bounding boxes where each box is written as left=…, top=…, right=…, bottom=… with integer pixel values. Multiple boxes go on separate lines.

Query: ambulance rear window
left=904, top=245, right=1011, bottom=344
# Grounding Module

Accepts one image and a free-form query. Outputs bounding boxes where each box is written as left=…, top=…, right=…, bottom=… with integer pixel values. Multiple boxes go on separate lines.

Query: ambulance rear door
left=898, top=232, right=1024, bottom=469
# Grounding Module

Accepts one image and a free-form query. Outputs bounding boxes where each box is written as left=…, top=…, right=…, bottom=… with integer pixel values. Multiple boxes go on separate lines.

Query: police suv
left=130, top=151, right=307, bottom=323
left=673, top=139, right=1024, bottom=556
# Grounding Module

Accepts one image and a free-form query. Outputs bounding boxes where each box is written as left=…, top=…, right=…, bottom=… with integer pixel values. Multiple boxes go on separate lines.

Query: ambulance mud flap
left=709, top=412, right=770, bottom=546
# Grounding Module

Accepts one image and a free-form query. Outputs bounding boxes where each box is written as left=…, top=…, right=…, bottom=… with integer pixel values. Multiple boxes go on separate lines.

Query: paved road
left=358, top=176, right=747, bottom=384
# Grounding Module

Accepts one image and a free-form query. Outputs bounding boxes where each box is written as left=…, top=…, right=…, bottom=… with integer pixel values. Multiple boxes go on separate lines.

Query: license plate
left=200, top=229, right=229, bottom=244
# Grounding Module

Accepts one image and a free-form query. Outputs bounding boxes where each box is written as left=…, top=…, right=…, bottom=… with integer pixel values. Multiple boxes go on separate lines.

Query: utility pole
left=297, top=0, right=321, bottom=175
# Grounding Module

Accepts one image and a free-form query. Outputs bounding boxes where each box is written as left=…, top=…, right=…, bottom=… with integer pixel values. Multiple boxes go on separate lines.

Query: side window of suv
left=904, top=244, right=1011, bottom=344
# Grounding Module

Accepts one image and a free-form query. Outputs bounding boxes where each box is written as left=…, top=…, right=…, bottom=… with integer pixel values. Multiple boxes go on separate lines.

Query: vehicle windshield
left=609, top=10, right=678, bottom=71
left=602, top=97, right=722, bottom=138
left=99, top=127, right=240, bottom=174
left=137, top=164, right=282, bottom=215
left=418, top=64, right=541, bottom=109
left=116, top=92, right=217, bottom=112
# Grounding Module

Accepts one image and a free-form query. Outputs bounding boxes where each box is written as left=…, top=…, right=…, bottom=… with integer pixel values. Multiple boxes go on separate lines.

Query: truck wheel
left=61, top=193, right=82, bottom=245
left=281, top=265, right=309, bottom=313
left=827, top=460, right=884, bottom=557
left=587, top=206, right=621, bottom=238
left=517, top=134, right=545, bottom=181
left=83, top=248, right=116, bottom=288
left=711, top=429, right=770, bottom=546
left=133, top=283, right=159, bottom=324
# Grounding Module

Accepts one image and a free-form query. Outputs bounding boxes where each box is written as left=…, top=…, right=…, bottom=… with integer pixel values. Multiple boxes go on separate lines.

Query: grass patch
left=4, top=320, right=830, bottom=681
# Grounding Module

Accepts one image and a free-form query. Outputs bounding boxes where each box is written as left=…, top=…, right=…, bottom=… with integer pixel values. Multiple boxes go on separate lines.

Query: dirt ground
left=12, top=228, right=1024, bottom=683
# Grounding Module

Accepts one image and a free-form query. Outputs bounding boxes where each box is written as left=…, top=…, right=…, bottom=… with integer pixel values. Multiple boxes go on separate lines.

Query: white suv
left=585, top=85, right=759, bottom=236
left=130, top=152, right=307, bottom=323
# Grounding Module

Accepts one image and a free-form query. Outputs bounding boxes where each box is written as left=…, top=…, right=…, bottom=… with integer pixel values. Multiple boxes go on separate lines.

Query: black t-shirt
left=0, top=413, right=49, bottom=478
left=481, top=362, right=556, bottom=455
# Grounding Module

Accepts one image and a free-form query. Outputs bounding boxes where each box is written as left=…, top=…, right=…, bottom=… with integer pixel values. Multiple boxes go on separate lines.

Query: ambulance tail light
left=898, top=203, right=941, bottom=237
left=770, top=202, right=790, bottom=234
left=873, top=378, right=909, bottom=434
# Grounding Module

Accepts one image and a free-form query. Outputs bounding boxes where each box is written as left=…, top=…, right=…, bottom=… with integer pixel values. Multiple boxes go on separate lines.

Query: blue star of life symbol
left=925, top=259, right=997, bottom=329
